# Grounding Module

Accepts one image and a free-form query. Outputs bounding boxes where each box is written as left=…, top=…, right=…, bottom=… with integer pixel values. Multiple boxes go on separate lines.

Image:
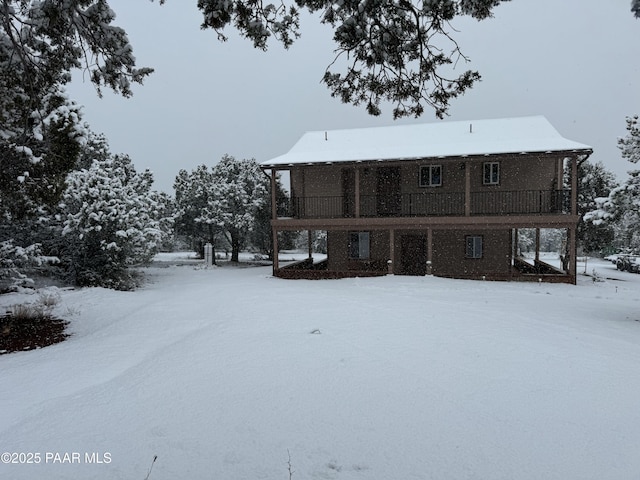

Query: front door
left=342, top=169, right=355, bottom=217
left=376, top=167, right=401, bottom=216
left=400, top=235, right=427, bottom=275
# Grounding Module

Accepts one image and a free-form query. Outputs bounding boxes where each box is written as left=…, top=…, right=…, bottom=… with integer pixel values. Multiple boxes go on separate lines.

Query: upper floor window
left=483, top=162, right=500, bottom=185
left=349, top=232, right=370, bottom=259
left=419, top=165, right=442, bottom=187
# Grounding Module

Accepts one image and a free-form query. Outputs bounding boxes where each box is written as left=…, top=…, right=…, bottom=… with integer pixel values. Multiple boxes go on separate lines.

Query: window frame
left=419, top=164, right=443, bottom=188
left=483, top=162, right=500, bottom=185
left=348, top=231, right=371, bottom=260
left=465, top=235, right=483, bottom=259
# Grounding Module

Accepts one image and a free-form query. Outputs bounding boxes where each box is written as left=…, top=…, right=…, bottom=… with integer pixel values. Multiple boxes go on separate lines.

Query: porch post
left=509, top=228, right=515, bottom=272
left=535, top=228, right=541, bottom=262
left=465, top=161, right=471, bottom=216
left=571, top=156, right=578, bottom=216
left=426, top=228, right=433, bottom=275
left=270, top=169, right=277, bottom=220
left=569, top=227, right=577, bottom=284
left=307, top=230, right=313, bottom=260
left=272, top=228, right=279, bottom=274
left=557, top=157, right=564, bottom=190
left=388, top=229, right=395, bottom=274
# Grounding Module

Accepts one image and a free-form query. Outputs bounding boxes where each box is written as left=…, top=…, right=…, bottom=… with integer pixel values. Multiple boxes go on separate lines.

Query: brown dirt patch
left=0, top=313, right=69, bottom=355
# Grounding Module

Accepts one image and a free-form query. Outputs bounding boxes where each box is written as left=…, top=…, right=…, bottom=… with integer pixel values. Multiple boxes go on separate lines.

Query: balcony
left=277, top=190, right=571, bottom=219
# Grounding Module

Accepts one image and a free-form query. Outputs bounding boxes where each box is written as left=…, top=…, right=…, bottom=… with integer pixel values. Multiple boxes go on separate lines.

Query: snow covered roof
left=261, top=116, right=592, bottom=168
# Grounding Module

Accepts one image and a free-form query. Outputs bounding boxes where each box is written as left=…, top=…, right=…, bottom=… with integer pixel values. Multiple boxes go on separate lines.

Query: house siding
left=431, top=230, right=512, bottom=277
left=290, top=155, right=560, bottom=202
left=327, top=230, right=389, bottom=272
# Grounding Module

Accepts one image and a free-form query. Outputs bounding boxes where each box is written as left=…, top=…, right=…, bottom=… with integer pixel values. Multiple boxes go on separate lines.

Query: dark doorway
left=342, top=169, right=355, bottom=217
left=376, top=167, right=401, bottom=216
left=400, top=235, right=427, bottom=275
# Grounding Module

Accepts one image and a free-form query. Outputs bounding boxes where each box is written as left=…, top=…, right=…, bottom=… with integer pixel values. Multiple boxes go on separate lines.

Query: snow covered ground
left=1, top=254, right=640, bottom=480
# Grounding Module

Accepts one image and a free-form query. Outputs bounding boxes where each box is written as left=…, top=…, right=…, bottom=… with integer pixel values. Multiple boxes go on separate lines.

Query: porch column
left=571, top=156, right=578, bottom=216
left=568, top=227, right=577, bottom=284
left=307, top=230, right=313, bottom=260
left=557, top=157, right=564, bottom=190
left=426, top=228, right=433, bottom=275
left=354, top=168, right=361, bottom=218
left=535, top=228, right=541, bottom=262
left=388, top=229, right=395, bottom=274
left=270, top=169, right=280, bottom=276
left=509, top=228, right=515, bottom=271
left=465, top=161, right=471, bottom=216
left=272, top=228, right=279, bottom=274
left=270, top=169, right=277, bottom=220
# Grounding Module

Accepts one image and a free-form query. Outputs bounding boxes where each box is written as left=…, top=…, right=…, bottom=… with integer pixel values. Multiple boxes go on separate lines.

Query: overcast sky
left=67, top=0, right=640, bottom=193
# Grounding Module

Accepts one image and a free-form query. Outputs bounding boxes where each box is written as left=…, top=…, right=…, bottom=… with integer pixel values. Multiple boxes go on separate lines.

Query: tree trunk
left=230, top=230, right=240, bottom=263
left=208, top=225, right=217, bottom=265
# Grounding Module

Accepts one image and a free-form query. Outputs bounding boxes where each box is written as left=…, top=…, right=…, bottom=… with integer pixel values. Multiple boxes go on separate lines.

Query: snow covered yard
left=1, top=256, right=640, bottom=480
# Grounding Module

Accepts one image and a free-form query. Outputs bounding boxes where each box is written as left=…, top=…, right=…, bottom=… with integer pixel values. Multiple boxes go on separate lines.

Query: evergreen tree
left=174, top=156, right=269, bottom=263
left=0, top=86, right=88, bottom=220
left=577, top=161, right=617, bottom=254
left=1, top=1, right=152, bottom=219
left=174, top=165, right=224, bottom=259
left=1, top=1, right=153, bottom=286
left=58, top=155, right=171, bottom=289
left=585, top=116, right=640, bottom=252
left=205, top=155, right=268, bottom=262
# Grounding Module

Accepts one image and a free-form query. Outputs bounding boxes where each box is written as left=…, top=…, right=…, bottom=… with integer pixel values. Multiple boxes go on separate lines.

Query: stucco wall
left=290, top=155, right=561, bottom=200
left=432, top=229, right=512, bottom=277
left=326, top=228, right=512, bottom=278
left=327, top=230, right=389, bottom=272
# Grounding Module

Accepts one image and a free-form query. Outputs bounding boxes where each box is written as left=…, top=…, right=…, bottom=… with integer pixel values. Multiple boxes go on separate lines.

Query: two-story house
left=260, top=116, right=592, bottom=283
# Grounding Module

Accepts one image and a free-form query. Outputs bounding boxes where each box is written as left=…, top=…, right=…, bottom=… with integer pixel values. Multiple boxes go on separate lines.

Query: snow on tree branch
left=618, top=115, right=640, bottom=164
left=194, top=0, right=510, bottom=118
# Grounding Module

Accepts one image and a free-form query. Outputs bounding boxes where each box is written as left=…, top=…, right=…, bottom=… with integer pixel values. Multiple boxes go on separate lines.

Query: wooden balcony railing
left=277, top=190, right=571, bottom=219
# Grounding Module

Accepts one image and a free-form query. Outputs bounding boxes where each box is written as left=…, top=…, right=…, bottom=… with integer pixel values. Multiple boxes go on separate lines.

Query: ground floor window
left=466, top=235, right=483, bottom=259
left=349, top=232, right=370, bottom=259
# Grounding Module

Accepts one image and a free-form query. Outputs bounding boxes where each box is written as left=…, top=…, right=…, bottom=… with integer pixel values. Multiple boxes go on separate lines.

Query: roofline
left=260, top=148, right=594, bottom=170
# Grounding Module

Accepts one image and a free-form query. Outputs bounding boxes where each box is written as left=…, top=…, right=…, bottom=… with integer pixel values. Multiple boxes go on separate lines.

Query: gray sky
left=67, top=0, right=640, bottom=193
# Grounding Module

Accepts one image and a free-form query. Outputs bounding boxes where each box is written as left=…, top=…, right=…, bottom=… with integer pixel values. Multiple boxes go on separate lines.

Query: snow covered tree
left=174, top=165, right=225, bottom=259
left=576, top=161, right=617, bottom=254
left=75, top=131, right=112, bottom=170
left=203, top=155, right=268, bottom=262
left=1, top=1, right=152, bottom=101
left=58, top=154, right=171, bottom=289
left=174, top=156, right=268, bottom=263
left=1, top=2, right=154, bottom=288
left=618, top=115, right=640, bottom=164
left=0, top=241, right=45, bottom=292
left=585, top=116, right=640, bottom=252
left=633, top=0, right=640, bottom=18
left=1, top=1, right=152, bottom=218
left=0, top=86, right=88, bottom=220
